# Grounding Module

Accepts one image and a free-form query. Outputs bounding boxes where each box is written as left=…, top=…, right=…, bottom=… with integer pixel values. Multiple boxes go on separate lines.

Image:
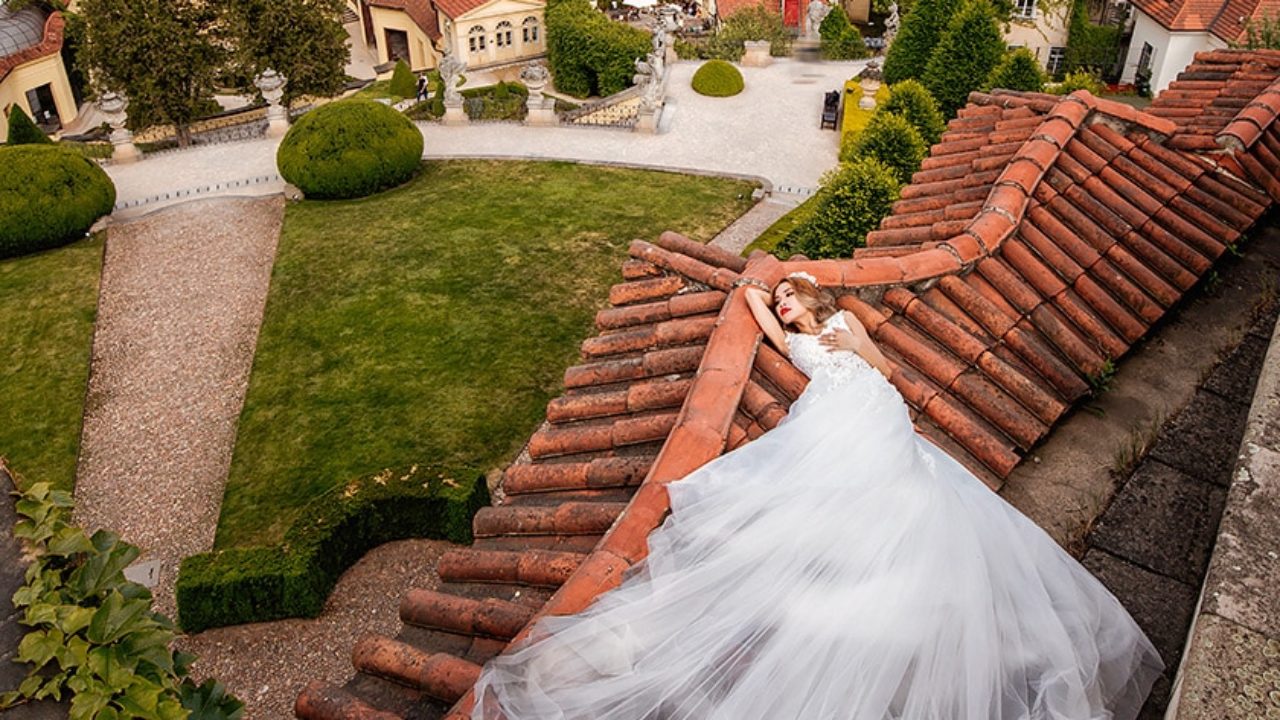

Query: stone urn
left=858, top=61, right=883, bottom=110
left=98, top=92, right=140, bottom=164
left=254, top=68, right=291, bottom=138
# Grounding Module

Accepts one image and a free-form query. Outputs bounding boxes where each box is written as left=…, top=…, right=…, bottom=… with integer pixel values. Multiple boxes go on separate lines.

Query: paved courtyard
left=104, top=59, right=867, bottom=216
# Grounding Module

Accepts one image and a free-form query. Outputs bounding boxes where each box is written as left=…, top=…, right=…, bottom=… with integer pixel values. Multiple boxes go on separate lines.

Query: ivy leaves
left=1, top=482, right=244, bottom=720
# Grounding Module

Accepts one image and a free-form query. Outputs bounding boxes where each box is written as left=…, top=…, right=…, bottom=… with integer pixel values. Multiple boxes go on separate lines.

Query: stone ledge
left=1170, top=310, right=1280, bottom=718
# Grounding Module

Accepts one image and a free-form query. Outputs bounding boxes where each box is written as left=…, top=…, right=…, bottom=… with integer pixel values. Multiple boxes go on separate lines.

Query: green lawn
left=215, top=160, right=755, bottom=549
left=0, top=237, right=102, bottom=491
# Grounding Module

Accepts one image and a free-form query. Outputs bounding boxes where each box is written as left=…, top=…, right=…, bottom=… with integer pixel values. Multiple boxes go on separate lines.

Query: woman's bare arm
left=818, top=311, right=893, bottom=379
left=743, top=287, right=789, bottom=356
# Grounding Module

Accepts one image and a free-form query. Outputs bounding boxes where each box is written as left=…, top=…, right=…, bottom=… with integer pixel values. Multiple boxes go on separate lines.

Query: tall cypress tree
left=882, top=0, right=962, bottom=84
left=921, top=0, right=1006, bottom=115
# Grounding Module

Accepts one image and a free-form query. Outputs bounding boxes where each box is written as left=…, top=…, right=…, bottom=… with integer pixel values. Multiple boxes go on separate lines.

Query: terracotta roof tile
left=300, top=56, right=1280, bottom=720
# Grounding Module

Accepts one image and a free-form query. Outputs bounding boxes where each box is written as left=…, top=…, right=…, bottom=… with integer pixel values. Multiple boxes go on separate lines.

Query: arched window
left=467, top=25, right=486, bottom=53
left=495, top=20, right=513, bottom=47
left=522, top=16, right=540, bottom=43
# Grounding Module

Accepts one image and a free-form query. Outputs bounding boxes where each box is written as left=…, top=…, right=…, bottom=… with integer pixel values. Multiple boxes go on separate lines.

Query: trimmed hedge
left=846, top=111, right=926, bottom=184
left=882, top=0, right=962, bottom=84
left=6, top=105, right=51, bottom=145
left=1064, top=0, right=1122, bottom=79
left=276, top=100, right=424, bottom=199
left=921, top=0, right=1006, bottom=116
left=881, top=80, right=947, bottom=146
left=389, top=59, right=417, bottom=99
left=987, top=47, right=1047, bottom=92
left=691, top=60, right=745, bottom=97
left=546, top=0, right=651, bottom=97
left=781, top=156, right=901, bottom=258
left=819, top=6, right=869, bottom=60
left=177, top=465, right=488, bottom=632
left=700, top=4, right=790, bottom=60
left=0, top=145, right=115, bottom=259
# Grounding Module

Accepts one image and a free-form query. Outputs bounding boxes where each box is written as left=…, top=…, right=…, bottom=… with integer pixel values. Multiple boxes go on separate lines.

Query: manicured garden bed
left=214, top=159, right=756, bottom=550
left=0, top=237, right=102, bottom=491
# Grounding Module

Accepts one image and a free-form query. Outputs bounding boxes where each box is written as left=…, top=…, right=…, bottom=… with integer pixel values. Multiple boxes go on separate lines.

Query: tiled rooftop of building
left=0, top=9, right=61, bottom=82
left=1131, top=0, right=1280, bottom=40
left=294, top=49, right=1280, bottom=720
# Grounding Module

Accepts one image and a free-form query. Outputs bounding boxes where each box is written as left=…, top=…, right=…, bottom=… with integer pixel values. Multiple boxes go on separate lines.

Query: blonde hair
left=774, top=276, right=838, bottom=331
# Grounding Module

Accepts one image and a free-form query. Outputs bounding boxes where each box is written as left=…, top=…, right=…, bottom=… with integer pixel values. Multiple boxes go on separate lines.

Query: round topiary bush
left=691, top=60, right=745, bottom=97
left=0, top=145, right=116, bottom=259
left=277, top=100, right=424, bottom=200
left=846, top=111, right=927, bottom=184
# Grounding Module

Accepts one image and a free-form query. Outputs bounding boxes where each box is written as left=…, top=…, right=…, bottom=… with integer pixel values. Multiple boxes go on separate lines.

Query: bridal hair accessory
left=787, top=271, right=818, bottom=286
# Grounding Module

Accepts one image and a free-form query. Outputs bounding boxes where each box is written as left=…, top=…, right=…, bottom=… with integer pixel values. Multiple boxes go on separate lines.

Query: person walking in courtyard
left=471, top=270, right=1164, bottom=720
left=416, top=74, right=429, bottom=103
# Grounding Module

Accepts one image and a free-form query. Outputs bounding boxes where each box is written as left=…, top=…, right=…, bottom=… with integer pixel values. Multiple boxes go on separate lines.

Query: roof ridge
left=1217, top=76, right=1280, bottom=150
left=789, top=91, right=1182, bottom=292
left=446, top=289, right=763, bottom=718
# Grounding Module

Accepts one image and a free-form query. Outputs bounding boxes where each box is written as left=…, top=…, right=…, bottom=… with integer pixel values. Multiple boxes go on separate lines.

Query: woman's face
left=773, top=281, right=812, bottom=325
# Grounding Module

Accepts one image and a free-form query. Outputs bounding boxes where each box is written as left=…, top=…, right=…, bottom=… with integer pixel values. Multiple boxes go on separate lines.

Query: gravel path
left=178, top=538, right=457, bottom=720
left=710, top=193, right=805, bottom=254
left=74, top=196, right=284, bottom=616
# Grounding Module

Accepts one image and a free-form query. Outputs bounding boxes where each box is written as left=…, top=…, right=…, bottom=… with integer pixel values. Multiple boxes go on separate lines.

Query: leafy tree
left=782, top=157, right=901, bottom=258
left=1064, top=0, right=1121, bottom=79
left=6, top=105, right=52, bottom=145
left=546, top=0, right=650, bottom=97
left=882, top=0, right=962, bottom=84
left=986, top=47, right=1046, bottom=91
left=819, top=5, right=869, bottom=60
left=846, top=111, right=926, bottom=183
left=224, top=0, right=349, bottom=103
left=1050, top=68, right=1106, bottom=94
left=389, top=59, right=418, bottom=99
left=76, top=0, right=226, bottom=147
left=703, top=4, right=791, bottom=59
left=1236, top=11, right=1280, bottom=48
left=922, top=0, right=1006, bottom=115
left=881, top=79, right=947, bottom=145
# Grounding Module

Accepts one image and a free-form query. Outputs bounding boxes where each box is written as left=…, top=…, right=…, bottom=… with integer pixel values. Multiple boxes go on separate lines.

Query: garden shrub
left=987, top=47, right=1047, bottom=92
left=881, top=79, right=947, bottom=145
left=176, top=465, right=487, bottom=632
left=6, top=105, right=51, bottom=145
left=1064, top=0, right=1122, bottom=79
left=781, top=157, right=901, bottom=258
left=0, top=145, right=115, bottom=259
left=819, top=6, right=869, bottom=60
left=546, top=0, right=650, bottom=97
left=1050, top=69, right=1106, bottom=95
left=276, top=99, right=424, bottom=199
left=703, top=4, right=791, bottom=60
left=0, top=479, right=244, bottom=719
left=389, top=58, right=417, bottom=99
left=922, top=0, right=1006, bottom=115
left=461, top=82, right=530, bottom=120
left=691, top=60, right=745, bottom=97
left=882, top=0, right=962, bottom=84
left=846, top=111, right=926, bottom=184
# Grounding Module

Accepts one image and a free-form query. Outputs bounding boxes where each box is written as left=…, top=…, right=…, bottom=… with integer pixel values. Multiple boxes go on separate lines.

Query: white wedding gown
left=472, top=312, right=1164, bottom=720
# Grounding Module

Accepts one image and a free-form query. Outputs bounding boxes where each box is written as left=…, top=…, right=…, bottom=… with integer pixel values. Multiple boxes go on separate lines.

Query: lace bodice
left=784, top=312, right=877, bottom=387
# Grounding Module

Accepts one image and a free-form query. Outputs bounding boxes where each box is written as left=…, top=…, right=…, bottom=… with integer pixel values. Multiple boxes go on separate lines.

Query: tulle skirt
left=472, top=373, right=1164, bottom=720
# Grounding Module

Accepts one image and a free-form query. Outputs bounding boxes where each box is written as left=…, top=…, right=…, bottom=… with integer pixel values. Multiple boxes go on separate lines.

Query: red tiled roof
left=1148, top=49, right=1280, bottom=150
left=368, top=0, right=442, bottom=40
left=296, top=52, right=1280, bottom=720
left=432, top=0, right=491, bottom=21
left=0, top=11, right=63, bottom=83
left=1132, top=0, right=1280, bottom=40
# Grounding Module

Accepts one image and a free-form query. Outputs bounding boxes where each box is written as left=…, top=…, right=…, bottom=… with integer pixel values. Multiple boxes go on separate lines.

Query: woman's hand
left=818, top=328, right=858, bottom=353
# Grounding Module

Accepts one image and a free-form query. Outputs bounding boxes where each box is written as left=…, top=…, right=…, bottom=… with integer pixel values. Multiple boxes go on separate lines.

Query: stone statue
left=439, top=52, right=465, bottom=105
left=806, top=0, right=832, bottom=39
left=254, top=68, right=290, bottom=138
left=633, top=55, right=663, bottom=110
left=883, top=2, right=900, bottom=48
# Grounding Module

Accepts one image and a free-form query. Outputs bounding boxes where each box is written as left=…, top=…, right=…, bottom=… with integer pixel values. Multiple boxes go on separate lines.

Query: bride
left=471, top=271, right=1164, bottom=720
